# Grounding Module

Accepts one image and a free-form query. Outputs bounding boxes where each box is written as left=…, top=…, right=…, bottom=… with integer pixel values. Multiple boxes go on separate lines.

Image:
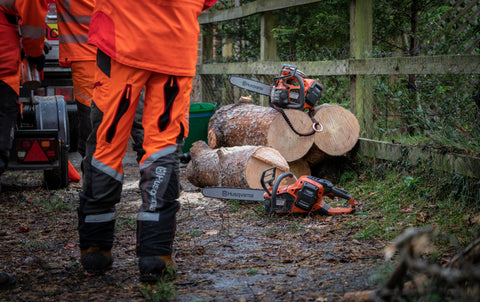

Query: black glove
left=44, top=41, right=52, bottom=55
left=27, top=54, right=45, bottom=72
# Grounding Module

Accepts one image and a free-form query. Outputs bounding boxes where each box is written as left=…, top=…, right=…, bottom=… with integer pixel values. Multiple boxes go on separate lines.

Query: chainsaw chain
left=270, top=102, right=322, bottom=136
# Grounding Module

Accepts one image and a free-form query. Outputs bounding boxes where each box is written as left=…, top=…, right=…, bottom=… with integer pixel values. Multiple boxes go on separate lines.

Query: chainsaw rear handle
left=314, top=178, right=356, bottom=210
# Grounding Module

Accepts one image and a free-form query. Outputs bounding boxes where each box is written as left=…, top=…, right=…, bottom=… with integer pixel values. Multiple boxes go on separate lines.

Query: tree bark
left=303, top=144, right=327, bottom=166
left=207, top=100, right=315, bottom=162
left=342, top=290, right=373, bottom=302
left=186, top=141, right=289, bottom=189
left=186, top=140, right=220, bottom=187
left=313, top=104, right=360, bottom=156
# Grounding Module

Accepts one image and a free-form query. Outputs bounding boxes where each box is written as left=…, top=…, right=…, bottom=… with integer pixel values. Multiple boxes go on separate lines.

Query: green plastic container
left=182, top=102, right=216, bottom=153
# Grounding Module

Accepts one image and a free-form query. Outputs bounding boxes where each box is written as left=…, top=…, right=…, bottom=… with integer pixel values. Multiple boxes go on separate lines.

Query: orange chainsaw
left=202, top=167, right=356, bottom=215
left=230, top=65, right=324, bottom=135
left=230, top=64, right=323, bottom=110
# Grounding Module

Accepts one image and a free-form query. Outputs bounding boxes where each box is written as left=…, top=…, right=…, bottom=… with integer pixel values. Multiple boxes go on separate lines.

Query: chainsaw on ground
left=230, top=64, right=324, bottom=135
left=202, top=167, right=356, bottom=215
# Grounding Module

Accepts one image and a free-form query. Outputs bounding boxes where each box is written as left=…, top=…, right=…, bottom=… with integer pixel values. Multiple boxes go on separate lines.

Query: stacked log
left=186, top=141, right=290, bottom=189
left=312, top=103, right=360, bottom=157
left=207, top=98, right=314, bottom=162
left=187, top=97, right=360, bottom=185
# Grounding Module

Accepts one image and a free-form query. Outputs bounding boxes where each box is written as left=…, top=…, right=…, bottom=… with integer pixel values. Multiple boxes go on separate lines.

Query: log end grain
left=288, top=159, right=311, bottom=179
left=267, top=109, right=315, bottom=162
left=245, top=147, right=290, bottom=189
left=207, top=128, right=217, bottom=148
left=313, top=104, right=360, bottom=156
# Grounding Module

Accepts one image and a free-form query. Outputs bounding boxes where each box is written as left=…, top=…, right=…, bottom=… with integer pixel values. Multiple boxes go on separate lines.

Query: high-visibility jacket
left=0, top=0, right=47, bottom=93
left=88, top=0, right=217, bottom=77
left=56, top=0, right=96, bottom=67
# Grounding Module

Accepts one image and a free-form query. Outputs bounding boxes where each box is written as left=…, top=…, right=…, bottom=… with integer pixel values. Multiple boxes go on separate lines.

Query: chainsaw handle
left=329, top=186, right=351, bottom=200
left=325, top=187, right=356, bottom=211
left=270, top=171, right=296, bottom=213
left=260, top=167, right=276, bottom=197
left=275, top=64, right=305, bottom=110
left=285, top=74, right=305, bottom=110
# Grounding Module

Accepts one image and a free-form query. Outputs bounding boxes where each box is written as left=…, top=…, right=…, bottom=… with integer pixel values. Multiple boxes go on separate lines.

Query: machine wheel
left=44, top=142, right=69, bottom=190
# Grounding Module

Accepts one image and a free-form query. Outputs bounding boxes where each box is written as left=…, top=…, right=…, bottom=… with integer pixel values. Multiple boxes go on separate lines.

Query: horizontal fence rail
left=199, top=55, right=480, bottom=76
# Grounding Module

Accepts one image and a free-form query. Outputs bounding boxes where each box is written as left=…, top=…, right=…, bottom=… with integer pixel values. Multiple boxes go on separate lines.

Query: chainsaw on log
left=202, top=167, right=356, bottom=215
left=230, top=64, right=324, bottom=135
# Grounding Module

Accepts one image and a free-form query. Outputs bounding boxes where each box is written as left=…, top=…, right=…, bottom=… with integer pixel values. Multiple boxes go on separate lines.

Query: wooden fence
left=196, top=0, right=480, bottom=178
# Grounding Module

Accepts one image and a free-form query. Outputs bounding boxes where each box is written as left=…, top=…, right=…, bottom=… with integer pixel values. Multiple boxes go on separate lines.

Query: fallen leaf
left=19, top=227, right=30, bottom=233
left=206, top=230, right=219, bottom=236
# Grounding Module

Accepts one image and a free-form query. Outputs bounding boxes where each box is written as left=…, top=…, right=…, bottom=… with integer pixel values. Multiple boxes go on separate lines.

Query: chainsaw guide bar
left=202, top=187, right=265, bottom=202
left=229, top=76, right=272, bottom=96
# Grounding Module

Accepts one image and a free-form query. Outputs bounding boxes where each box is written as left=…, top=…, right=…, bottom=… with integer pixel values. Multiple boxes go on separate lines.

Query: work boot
left=139, top=255, right=177, bottom=282
left=0, top=272, right=16, bottom=290
left=80, top=246, right=113, bottom=275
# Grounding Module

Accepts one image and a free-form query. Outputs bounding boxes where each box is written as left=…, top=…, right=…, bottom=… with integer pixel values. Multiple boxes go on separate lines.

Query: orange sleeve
left=15, top=0, right=48, bottom=57
left=203, top=0, right=217, bottom=10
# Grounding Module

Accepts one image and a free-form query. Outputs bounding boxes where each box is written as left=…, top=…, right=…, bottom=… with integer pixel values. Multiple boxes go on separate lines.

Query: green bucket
left=182, top=102, right=216, bottom=153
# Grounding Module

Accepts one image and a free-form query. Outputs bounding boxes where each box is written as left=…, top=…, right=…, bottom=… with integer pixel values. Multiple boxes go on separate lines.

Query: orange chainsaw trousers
left=78, top=50, right=190, bottom=254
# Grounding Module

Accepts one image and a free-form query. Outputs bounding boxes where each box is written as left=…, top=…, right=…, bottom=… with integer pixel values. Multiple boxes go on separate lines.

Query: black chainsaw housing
left=264, top=193, right=295, bottom=213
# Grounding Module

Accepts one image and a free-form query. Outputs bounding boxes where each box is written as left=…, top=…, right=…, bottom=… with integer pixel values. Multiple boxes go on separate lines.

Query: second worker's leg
left=136, top=74, right=192, bottom=282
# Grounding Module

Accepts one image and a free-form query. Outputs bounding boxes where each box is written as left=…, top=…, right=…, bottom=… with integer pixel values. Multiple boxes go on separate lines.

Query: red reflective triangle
left=24, top=140, right=49, bottom=162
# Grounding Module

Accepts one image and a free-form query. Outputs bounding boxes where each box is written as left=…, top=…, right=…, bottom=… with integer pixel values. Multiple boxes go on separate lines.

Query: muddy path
left=0, top=148, right=385, bottom=301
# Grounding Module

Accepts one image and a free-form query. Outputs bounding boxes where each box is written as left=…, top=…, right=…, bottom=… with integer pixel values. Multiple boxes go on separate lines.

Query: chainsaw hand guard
left=271, top=65, right=306, bottom=110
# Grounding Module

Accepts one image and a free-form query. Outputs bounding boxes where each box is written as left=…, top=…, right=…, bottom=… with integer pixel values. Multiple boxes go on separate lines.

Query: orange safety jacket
left=56, top=0, right=96, bottom=67
left=88, top=0, right=217, bottom=77
left=0, top=0, right=47, bottom=93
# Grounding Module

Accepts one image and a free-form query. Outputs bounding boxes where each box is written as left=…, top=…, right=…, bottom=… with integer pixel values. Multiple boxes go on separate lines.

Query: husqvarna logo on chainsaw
left=242, top=80, right=266, bottom=92
left=222, top=190, right=255, bottom=199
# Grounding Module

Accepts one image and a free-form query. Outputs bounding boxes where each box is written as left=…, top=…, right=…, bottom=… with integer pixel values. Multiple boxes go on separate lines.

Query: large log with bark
left=313, top=104, right=360, bottom=156
left=186, top=141, right=290, bottom=189
left=207, top=99, right=315, bottom=162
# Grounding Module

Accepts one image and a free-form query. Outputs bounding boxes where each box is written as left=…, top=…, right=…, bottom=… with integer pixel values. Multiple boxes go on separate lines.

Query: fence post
left=350, top=0, right=373, bottom=138
left=201, top=24, right=214, bottom=103
left=260, top=11, right=277, bottom=106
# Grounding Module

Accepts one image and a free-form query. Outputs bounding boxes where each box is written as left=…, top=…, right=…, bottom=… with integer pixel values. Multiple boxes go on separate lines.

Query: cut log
left=303, top=144, right=327, bottom=166
left=288, top=159, right=311, bottom=179
left=186, top=140, right=220, bottom=187
left=313, top=104, right=360, bottom=156
left=208, top=101, right=315, bottom=162
left=186, top=141, right=290, bottom=189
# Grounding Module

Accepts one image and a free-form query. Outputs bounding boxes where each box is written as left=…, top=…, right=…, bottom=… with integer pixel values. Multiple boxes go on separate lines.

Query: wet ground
left=0, top=147, right=385, bottom=301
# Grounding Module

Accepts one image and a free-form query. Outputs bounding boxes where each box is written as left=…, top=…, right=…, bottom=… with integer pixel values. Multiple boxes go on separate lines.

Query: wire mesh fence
left=194, top=0, right=480, bottom=156
left=195, top=71, right=480, bottom=155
